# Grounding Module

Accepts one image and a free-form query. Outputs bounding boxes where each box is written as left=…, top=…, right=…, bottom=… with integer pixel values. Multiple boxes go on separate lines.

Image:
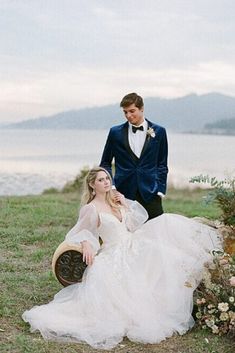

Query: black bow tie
left=132, top=125, right=144, bottom=133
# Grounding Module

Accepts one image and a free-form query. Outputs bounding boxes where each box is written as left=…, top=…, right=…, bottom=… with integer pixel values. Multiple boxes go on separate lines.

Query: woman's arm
left=81, top=240, right=95, bottom=266
left=65, top=204, right=100, bottom=260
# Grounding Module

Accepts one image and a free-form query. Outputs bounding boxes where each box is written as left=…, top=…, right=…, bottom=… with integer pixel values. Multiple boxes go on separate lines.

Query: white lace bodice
left=98, top=210, right=131, bottom=245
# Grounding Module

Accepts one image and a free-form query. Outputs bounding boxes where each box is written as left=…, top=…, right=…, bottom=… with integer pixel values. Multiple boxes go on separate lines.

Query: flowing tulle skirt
left=22, top=214, right=221, bottom=349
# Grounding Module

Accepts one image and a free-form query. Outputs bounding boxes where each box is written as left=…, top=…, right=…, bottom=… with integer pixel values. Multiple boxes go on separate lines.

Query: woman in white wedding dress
left=22, top=167, right=222, bottom=350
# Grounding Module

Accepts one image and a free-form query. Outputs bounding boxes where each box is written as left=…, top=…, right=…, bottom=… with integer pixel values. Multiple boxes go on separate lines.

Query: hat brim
left=52, top=241, right=87, bottom=286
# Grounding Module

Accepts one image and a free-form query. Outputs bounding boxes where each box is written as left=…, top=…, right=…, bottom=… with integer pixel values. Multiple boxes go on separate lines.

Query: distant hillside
left=204, top=117, right=235, bottom=135
left=205, top=117, right=235, bottom=129
left=3, top=92, right=235, bottom=131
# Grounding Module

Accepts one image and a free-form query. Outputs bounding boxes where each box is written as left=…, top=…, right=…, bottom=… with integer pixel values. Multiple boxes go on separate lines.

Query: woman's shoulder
left=79, top=203, right=97, bottom=215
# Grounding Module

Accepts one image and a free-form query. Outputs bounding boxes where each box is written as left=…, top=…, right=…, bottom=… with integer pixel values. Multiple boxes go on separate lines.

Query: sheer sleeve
left=65, top=203, right=100, bottom=254
left=125, top=200, right=148, bottom=232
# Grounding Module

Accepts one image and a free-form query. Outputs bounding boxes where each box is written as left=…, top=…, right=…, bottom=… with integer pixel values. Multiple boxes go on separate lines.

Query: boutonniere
left=146, top=127, right=156, bottom=139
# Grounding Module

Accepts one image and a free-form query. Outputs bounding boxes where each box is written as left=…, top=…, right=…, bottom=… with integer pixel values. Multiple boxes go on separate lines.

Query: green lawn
left=0, top=190, right=234, bottom=353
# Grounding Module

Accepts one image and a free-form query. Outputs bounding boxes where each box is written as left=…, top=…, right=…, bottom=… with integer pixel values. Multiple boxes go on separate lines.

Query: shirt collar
left=128, top=118, right=147, bottom=131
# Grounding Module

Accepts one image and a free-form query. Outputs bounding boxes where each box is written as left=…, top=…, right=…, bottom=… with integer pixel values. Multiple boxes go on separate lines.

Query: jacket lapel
left=139, top=119, right=152, bottom=159
left=122, top=122, right=139, bottom=162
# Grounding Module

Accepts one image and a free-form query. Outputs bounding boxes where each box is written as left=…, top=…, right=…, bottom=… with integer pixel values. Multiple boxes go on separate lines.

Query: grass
left=0, top=189, right=234, bottom=353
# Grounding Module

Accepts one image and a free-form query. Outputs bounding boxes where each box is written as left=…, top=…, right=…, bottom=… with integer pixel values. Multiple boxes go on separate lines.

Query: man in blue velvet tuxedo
left=100, top=92, right=168, bottom=219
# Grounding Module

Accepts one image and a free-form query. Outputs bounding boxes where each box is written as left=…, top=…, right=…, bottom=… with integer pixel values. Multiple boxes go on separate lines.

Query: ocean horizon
left=0, top=129, right=234, bottom=196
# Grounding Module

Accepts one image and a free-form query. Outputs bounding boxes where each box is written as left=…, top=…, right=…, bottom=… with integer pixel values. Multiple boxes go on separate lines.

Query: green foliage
left=190, top=175, right=235, bottom=229
left=42, top=187, right=60, bottom=195
left=165, top=187, right=220, bottom=219
left=42, top=167, right=90, bottom=195
left=61, top=166, right=90, bottom=193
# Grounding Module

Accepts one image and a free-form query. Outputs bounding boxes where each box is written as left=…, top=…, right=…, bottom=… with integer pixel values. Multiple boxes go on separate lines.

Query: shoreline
left=0, top=173, right=213, bottom=197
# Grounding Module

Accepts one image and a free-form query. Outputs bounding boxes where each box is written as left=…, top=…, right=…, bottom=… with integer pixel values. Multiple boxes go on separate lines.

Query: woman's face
left=92, top=171, right=111, bottom=194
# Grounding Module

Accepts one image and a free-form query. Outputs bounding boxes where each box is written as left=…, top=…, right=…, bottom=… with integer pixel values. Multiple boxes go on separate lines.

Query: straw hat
left=52, top=241, right=87, bottom=287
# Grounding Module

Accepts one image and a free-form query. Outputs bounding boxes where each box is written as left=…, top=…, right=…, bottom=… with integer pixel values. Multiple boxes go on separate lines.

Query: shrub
left=42, top=187, right=60, bottom=195
left=190, top=175, right=235, bottom=231
left=62, top=166, right=90, bottom=193
left=191, top=175, right=235, bottom=336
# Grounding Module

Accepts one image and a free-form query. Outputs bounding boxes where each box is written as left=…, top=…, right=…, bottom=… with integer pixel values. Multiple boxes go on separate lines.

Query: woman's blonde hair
left=80, top=167, right=119, bottom=209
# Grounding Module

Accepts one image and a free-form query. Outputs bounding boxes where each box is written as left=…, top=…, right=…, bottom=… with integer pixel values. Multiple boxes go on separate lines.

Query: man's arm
left=100, top=129, right=114, bottom=179
left=156, top=128, right=168, bottom=195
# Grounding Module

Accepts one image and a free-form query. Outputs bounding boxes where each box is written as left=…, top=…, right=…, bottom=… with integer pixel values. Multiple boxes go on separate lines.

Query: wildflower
left=196, top=298, right=206, bottom=305
left=205, top=319, right=215, bottom=328
left=218, top=302, right=229, bottom=312
left=194, top=252, right=235, bottom=336
left=212, top=325, right=219, bottom=334
left=202, top=269, right=213, bottom=289
left=207, top=304, right=215, bottom=309
left=228, top=311, right=235, bottom=320
left=208, top=309, right=216, bottom=314
left=229, top=276, right=235, bottom=286
left=220, top=312, right=229, bottom=321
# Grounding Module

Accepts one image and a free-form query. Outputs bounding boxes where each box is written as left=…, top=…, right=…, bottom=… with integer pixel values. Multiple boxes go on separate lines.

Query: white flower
left=229, top=311, right=235, bottom=321
left=218, top=302, right=229, bottom=312
left=205, top=319, right=215, bottom=328
left=146, top=127, right=156, bottom=138
left=220, top=312, right=229, bottom=321
left=208, top=309, right=216, bottom=314
left=229, top=276, right=235, bottom=286
left=212, top=325, right=219, bottom=334
left=197, top=297, right=206, bottom=305
left=202, top=269, right=213, bottom=289
left=229, top=296, right=234, bottom=303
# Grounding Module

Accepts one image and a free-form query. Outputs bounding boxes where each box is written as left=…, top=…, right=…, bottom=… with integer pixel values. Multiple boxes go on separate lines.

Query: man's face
left=122, top=103, right=144, bottom=126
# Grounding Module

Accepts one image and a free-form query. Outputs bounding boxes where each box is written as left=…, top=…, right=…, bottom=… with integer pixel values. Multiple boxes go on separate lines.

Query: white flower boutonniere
left=146, top=127, right=156, bottom=139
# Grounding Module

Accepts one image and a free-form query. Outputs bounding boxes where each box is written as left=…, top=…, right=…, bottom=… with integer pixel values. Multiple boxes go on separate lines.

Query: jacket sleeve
left=100, top=128, right=114, bottom=180
left=65, top=204, right=100, bottom=254
left=156, top=127, right=168, bottom=194
left=125, top=199, right=148, bottom=232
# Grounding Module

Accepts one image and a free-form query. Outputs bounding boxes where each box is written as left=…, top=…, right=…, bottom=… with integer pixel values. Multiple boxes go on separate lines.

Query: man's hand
left=81, top=241, right=94, bottom=266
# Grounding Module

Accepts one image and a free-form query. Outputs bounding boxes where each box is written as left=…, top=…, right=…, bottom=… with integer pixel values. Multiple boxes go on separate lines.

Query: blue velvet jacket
left=100, top=119, right=168, bottom=202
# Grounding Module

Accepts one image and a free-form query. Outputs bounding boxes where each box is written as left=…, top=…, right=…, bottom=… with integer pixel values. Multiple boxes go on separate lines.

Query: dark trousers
left=135, top=190, right=163, bottom=220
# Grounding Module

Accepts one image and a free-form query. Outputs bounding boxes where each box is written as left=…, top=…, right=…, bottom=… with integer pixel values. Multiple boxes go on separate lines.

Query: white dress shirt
left=128, top=119, right=148, bottom=158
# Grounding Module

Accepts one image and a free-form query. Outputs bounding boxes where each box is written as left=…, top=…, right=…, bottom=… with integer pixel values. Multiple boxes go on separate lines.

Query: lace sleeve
left=125, top=199, right=148, bottom=232
left=65, top=203, right=100, bottom=254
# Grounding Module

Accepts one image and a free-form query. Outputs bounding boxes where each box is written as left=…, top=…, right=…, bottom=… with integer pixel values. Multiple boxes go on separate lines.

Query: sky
left=0, top=0, right=235, bottom=123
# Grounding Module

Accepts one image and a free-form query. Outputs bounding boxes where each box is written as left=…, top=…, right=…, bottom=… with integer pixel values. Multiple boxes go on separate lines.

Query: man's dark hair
left=120, top=93, right=144, bottom=109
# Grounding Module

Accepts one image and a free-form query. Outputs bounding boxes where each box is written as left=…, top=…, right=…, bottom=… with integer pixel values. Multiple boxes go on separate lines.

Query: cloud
left=1, top=60, right=235, bottom=122
left=0, top=1, right=234, bottom=122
